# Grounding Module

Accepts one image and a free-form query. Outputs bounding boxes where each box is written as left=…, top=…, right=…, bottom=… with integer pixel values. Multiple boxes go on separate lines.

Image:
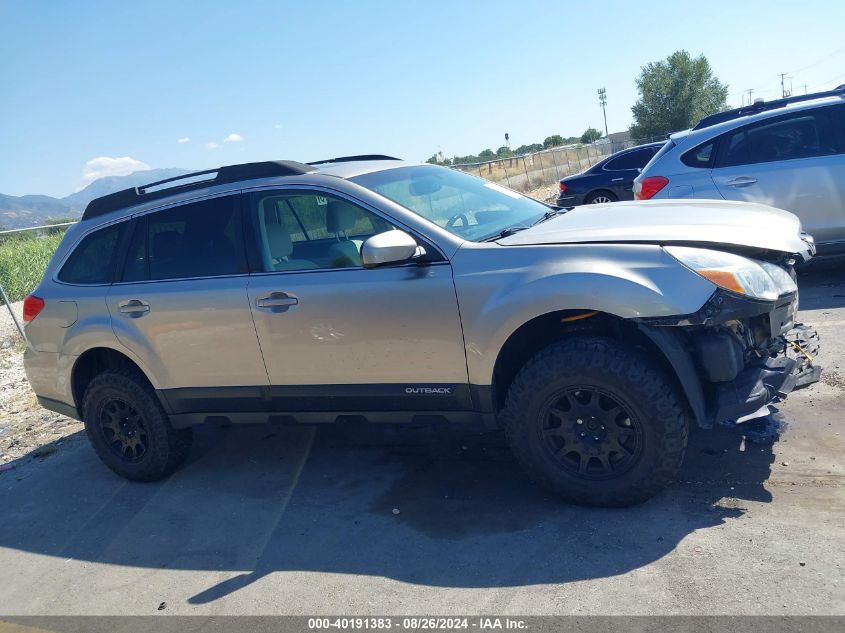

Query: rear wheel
left=501, top=337, right=688, bottom=506
left=82, top=369, right=192, bottom=481
left=585, top=190, right=617, bottom=204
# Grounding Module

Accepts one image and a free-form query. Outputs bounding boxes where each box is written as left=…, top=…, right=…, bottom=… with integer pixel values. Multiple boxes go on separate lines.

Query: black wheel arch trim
left=636, top=324, right=710, bottom=429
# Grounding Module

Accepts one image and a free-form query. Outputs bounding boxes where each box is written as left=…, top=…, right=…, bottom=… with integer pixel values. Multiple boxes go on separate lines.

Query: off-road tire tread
left=500, top=337, right=688, bottom=507
left=81, top=368, right=192, bottom=481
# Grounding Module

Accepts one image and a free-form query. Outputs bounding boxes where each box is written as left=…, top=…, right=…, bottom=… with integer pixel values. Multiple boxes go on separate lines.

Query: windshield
left=350, top=165, right=551, bottom=241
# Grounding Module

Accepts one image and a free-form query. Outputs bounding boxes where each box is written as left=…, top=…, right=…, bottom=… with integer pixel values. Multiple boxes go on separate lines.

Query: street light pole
left=597, top=88, right=608, bottom=137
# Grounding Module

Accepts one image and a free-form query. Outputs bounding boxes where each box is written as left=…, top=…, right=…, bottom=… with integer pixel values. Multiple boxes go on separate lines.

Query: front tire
left=501, top=337, right=688, bottom=506
left=82, top=369, right=192, bottom=481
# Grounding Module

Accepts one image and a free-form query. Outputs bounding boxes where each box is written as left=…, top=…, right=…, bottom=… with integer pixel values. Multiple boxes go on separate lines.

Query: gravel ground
left=0, top=300, right=84, bottom=467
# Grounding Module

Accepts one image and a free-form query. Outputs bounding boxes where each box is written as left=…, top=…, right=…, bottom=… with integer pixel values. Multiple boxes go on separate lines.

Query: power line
left=786, top=44, right=845, bottom=75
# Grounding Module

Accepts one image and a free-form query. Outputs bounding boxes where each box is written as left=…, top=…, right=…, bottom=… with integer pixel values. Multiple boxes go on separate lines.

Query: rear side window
left=604, top=148, right=656, bottom=171
left=122, top=195, right=246, bottom=282
left=681, top=141, right=716, bottom=168
left=58, top=222, right=126, bottom=284
left=716, top=107, right=840, bottom=167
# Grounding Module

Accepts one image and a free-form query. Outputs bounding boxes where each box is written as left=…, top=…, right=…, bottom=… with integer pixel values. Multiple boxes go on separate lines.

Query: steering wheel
left=447, top=213, right=469, bottom=229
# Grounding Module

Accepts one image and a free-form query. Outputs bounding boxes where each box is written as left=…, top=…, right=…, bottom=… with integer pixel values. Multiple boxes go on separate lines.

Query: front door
left=244, top=188, right=471, bottom=412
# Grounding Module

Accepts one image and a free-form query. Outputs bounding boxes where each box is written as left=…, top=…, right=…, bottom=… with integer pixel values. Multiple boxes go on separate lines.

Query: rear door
left=106, top=193, right=269, bottom=413
left=711, top=105, right=845, bottom=245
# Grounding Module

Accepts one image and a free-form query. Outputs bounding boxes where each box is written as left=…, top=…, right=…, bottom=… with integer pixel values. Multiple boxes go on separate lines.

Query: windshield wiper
left=532, top=207, right=566, bottom=226
left=482, top=226, right=529, bottom=242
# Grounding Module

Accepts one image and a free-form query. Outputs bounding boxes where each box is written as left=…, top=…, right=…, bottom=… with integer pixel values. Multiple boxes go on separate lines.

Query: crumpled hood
left=499, top=199, right=813, bottom=258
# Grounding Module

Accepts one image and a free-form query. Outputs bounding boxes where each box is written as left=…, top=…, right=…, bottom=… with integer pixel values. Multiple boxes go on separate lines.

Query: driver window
left=250, top=191, right=394, bottom=272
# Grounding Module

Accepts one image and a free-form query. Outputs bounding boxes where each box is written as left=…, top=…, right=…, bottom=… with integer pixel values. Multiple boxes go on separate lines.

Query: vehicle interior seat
left=259, top=201, right=317, bottom=271
left=326, top=201, right=363, bottom=267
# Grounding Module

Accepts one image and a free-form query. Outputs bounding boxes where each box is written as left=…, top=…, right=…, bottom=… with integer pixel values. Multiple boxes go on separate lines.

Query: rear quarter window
left=58, top=222, right=127, bottom=284
left=681, top=140, right=716, bottom=168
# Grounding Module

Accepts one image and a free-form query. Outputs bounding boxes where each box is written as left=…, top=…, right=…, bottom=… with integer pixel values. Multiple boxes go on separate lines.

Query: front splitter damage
left=716, top=323, right=821, bottom=426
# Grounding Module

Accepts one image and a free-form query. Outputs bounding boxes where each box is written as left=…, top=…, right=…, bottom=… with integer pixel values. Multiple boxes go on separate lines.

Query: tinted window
left=250, top=192, right=395, bottom=272
left=604, top=148, right=655, bottom=171
left=681, top=141, right=715, bottom=168
left=718, top=108, right=840, bottom=167
left=58, top=222, right=126, bottom=284
left=121, top=195, right=246, bottom=281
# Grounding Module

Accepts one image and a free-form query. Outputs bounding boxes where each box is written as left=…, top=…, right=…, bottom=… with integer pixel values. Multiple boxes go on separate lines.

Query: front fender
left=451, top=243, right=715, bottom=387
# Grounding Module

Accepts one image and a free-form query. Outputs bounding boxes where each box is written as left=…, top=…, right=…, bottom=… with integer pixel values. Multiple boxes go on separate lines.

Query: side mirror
left=361, top=230, right=420, bottom=268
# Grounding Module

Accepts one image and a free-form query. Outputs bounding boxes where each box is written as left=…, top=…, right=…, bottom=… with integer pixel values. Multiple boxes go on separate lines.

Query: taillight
left=23, top=295, right=45, bottom=322
left=559, top=181, right=567, bottom=193
left=634, top=176, right=668, bottom=200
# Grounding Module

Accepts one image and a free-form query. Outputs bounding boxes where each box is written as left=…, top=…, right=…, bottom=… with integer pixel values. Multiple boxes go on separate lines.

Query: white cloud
left=177, top=137, right=191, bottom=144
left=223, top=133, right=244, bottom=143
left=205, top=141, right=219, bottom=149
left=82, top=156, right=151, bottom=182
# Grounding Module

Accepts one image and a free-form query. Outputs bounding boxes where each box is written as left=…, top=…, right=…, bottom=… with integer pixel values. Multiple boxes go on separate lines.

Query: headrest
left=266, top=223, right=293, bottom=259
left=326, top=201, right=357, bottom=234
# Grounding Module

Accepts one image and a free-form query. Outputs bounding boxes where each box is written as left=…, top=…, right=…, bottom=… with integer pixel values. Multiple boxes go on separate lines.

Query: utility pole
left=779, top=73, right=791, bottom=98
left=597, top=88, right=608, bottom=137
left=745, top=88, right=754, bottom=105
left=802, top=83, right=808, bottom=95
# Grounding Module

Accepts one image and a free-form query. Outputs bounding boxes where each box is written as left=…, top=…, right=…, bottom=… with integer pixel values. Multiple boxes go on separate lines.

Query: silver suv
left=634, top=85, right=845, bottom=255
left=22, top=156, right=820, bottom=506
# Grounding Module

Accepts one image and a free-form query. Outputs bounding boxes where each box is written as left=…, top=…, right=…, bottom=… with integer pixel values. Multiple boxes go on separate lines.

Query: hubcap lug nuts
left=576, top=419, right=583, bottom=425
left=580, top=432, right=586, bottom=438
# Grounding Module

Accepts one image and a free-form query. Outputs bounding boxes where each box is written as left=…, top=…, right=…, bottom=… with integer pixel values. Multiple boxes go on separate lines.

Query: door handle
left=256, top=293, right=299, bottom=311
left=118, top=299, right=150, bottom=317
left=611, top=178, right=624, bottom=182
left=726, top=176, right=757, bottom=187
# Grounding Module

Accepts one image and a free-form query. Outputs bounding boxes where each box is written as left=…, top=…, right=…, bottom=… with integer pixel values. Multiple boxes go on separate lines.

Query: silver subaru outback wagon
left=22, top=156, right=820, bottom=506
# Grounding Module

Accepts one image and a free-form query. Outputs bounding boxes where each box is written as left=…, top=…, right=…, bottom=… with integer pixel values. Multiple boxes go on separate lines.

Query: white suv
left=634, top=85, right=845, bottom=255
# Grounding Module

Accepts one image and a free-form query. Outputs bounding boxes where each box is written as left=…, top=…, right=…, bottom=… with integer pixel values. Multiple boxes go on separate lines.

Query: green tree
left=477, top=149, right=496, bottom=160
left=630, top=50, right=728, bottom=139
left=580, top=128, right=602, bottom=144
left=425, top=154, right=439, bottom=165
left=496, top=146, right=513, bottom=158
left=543, top=135, right=564, bottom=149
left=514, top=143, right=543, bottom=155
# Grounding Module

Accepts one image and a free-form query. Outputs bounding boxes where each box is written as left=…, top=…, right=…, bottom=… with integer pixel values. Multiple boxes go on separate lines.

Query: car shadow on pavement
left=0, top=414, right=777, bottom=605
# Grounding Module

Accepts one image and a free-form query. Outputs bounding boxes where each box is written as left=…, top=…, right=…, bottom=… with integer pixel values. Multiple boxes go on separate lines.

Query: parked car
left=556, top=142, right=664, bottom=206
left=23, top=156, right=820, bottom=506
left=634, top=85, right=845, bottom=255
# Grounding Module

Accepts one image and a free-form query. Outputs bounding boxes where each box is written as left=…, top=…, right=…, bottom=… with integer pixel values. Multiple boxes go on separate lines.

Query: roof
left=81, top=156, right=408, bottom=221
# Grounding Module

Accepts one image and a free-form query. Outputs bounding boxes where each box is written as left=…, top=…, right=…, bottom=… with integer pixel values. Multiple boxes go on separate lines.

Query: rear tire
left=500, top=337, right=688, bottom=506
left=82, top=369, right=192, bottom=481
left=585, top=190, right=617, bottom=204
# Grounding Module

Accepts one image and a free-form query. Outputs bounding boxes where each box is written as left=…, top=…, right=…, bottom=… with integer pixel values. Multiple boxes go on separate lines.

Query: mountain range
left=0, top=168, right=191, bottom=230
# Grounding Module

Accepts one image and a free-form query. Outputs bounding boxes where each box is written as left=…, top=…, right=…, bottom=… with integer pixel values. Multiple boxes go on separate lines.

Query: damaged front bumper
left=637, top=290, right=821, bottom=428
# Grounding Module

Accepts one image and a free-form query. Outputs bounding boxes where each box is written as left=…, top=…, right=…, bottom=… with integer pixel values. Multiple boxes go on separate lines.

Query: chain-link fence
left=449, top=135, right=665, bottom=201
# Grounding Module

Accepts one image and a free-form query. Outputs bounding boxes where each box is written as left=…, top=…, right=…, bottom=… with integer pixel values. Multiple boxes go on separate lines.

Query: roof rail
left=693, top=84, right=845, bottom=130
left=308, top=154, right=401, bottom=165
left=82, top=160, right=317, bottom=220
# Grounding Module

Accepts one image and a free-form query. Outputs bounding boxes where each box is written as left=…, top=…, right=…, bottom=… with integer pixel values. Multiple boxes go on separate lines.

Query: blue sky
left=2, top=0, right=845, bottom=197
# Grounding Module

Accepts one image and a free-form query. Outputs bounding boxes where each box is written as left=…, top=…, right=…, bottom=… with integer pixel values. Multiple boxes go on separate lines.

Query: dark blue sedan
left=556, top=141, right=665, bottom=206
